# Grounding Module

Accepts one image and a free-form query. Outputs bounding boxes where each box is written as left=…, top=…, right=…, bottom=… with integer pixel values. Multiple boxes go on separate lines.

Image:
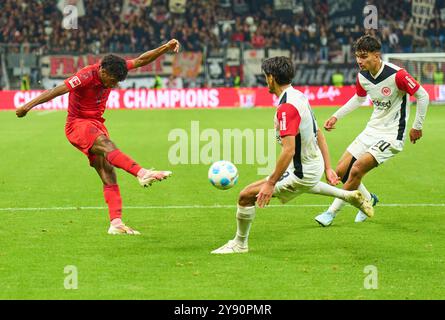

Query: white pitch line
left=0, top=203, right=445, bottom=212
left=36, top=110, right=58, bottom=116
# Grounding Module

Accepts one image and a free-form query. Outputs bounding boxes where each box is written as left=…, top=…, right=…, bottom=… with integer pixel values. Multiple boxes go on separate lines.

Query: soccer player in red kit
left=16, top=39, right=180, bottom=235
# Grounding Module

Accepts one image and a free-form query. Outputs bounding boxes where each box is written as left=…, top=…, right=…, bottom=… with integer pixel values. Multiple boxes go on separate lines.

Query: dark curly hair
left=354, top=35, right=382, bottom=53
left=261, top=56, right=295, bottom=85
left=101, top=54, right=128, bottom=81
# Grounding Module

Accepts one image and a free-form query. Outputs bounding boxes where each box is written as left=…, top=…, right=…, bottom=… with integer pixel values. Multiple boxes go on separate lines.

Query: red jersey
left=64, top=60, right=135, bottom=122
left=64, top=64, right=110, bottom=122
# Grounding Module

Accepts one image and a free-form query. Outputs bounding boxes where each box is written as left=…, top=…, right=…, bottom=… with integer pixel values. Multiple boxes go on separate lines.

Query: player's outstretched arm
left=317, top=129, right=340, bottom=185
left=129, top=39, right=180, bottom=69
left=395, top=69, right=429, bottom=144
left=409, top=86, right=429, bottom=144
left=257, top=136, right=295, bottom=208
left=16, top=83, right=70, bottom=118
left=325, top=94, right=366, bottom=131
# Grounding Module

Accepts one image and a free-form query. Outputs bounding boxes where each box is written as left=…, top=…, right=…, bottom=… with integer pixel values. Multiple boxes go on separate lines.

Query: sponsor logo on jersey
left=68, top=76, right=81, bottom=88
left=372, top=99, right=392, bottom=110
left=381, top=87, right=392, bottom=96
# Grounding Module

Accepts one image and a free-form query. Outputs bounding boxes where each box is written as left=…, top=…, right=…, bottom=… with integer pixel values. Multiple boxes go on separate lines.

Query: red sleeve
left=356, top=74, right=367, bottom=97
left=126, top=59, right=135, bottom=70
left=395, top=69, right=420, bottom=95
left=277, top=103, right=301, bottom=137
left=64, top=67, right=94, bottom=91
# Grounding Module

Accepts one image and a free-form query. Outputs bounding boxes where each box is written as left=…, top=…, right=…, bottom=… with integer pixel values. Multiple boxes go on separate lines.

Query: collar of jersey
left=370, top=60, right=385, bottom=79
left=277, top=85, right=292, bottom=105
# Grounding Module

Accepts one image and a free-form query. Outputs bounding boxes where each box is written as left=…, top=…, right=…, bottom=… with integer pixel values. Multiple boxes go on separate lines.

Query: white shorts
left=346, top=132, right=404, bottom=165
left=271, top=162, right=323, bottom=204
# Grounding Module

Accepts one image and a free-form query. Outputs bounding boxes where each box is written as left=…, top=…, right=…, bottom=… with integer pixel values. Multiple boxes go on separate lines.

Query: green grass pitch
left=0, top=105, right=444, bottom=299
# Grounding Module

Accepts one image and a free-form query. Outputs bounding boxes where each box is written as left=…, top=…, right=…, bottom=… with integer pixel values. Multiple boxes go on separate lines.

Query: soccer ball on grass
left=208, top=160, right=239, bottom=190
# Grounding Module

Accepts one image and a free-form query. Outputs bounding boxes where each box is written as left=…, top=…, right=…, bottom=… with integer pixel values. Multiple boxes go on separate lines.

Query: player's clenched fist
left=409, top=128, right=422, bottom=144
left=324, top=116, right=337, bottom=131
left=166, top=39, right=180, bottom=53
left=16, top=105, right=30, bottom=118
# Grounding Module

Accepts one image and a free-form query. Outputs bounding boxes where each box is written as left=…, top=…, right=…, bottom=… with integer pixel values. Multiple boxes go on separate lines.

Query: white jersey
left=274, top=86, right=323, bottom=185
left=356, top=61, right=420, bottom=141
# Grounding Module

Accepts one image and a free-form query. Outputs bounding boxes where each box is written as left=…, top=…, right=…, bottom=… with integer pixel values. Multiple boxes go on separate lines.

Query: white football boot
left=211, top=240, right=248, bottom=254
left=137, top=169, right=172, bottom=187
left=108, top=223, right=141, bottom=235
left=315, top=191, right=374, bottom=227
left=315, top=211, right=336, bottom=227
left=345, top=190, right=374, bottom=218
left=355, top=193, right=379, bottom=223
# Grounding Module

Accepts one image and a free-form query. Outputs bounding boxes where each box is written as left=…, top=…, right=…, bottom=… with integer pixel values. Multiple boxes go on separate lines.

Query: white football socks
left=327, top=198, right=346, bottom=216
left=309, top=181, right=348, bottom=199
left=358, top=183, right=372, bottom=201
left=234, top=205, right=256, bottom=247
left=325, top=183, right=371, bottom=215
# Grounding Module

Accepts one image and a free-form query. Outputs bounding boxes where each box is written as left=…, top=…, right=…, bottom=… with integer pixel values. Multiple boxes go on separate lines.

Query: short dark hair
left=261, top=56, right=295, bottom=85
left=101, top=54, right=128, bottom=81
left=353, top=35, right=381, bottom=53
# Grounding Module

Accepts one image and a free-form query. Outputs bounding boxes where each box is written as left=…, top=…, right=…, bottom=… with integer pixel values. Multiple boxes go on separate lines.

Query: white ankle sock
left=111, top=218, right=123, bottom=226
left=327, top=198, right=347, bottom=215
left=137, top=168, right=147, bottom=178
left=358, top=183, right=371, bottom=201
left=234, top=205, right=255, bottom=247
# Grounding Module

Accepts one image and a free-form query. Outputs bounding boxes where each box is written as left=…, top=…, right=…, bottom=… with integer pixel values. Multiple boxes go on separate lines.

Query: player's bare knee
left=337, top=159, right=351, bottom=176
left=238, top=188, right=256, bottom=206
left=349, top=166, right=364, bottom=181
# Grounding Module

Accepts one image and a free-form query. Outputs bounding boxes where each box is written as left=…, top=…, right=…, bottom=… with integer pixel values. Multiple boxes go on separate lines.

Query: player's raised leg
left=90, top=135, right=172, bottom=187
left=343, top=153, right=377, bottom=194
left=91, top=155, right=140, bottom=235
left=308, top=181, right=374, bottom=218
left=315, top=152, right=377, bottom=226
left=211, top=179, right=267, bottom=254
left=314, top=151, right=355, bottom=226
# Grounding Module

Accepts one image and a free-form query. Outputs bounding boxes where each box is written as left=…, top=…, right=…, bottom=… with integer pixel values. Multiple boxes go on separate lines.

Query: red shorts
left=65, top=118, right=109, bottom=165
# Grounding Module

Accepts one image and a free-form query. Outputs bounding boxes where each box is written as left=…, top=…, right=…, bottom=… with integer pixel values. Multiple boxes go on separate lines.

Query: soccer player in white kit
left=315, top=35, right=429, bottom=227
left=211, top=57, right=374, bottom=254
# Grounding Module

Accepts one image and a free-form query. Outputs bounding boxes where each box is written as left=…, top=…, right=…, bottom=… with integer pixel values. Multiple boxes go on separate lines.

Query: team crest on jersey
left=381, top=87, right=391, bottom=96
left=69, top=76, right=81, bottom=88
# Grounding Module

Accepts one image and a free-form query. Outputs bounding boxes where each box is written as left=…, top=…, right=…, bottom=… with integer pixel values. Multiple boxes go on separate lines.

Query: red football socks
left=103, top=184, right=122, bottom=221
left=106, top=149, right=142, bottom=177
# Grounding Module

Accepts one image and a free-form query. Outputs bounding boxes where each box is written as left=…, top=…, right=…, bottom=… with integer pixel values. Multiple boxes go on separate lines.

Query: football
left=208, top=160, right=239, bottom=190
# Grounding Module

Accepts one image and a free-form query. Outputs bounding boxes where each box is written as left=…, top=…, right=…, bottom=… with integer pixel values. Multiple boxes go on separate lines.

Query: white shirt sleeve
left=333, top=94, right=367, bottom=120
left=412, top=86, right=429, bottom=130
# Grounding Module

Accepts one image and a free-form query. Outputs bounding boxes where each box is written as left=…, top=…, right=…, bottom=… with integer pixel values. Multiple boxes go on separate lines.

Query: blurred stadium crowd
left=0, top=0, right=444, bottom=90
left=1, top=0, right=444, bottom=64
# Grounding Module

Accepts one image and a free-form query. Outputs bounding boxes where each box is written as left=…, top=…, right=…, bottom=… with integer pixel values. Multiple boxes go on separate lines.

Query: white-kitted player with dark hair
left=315, top=35, right=430, bottom=227
left=211, top=56, right=374, bottom=254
